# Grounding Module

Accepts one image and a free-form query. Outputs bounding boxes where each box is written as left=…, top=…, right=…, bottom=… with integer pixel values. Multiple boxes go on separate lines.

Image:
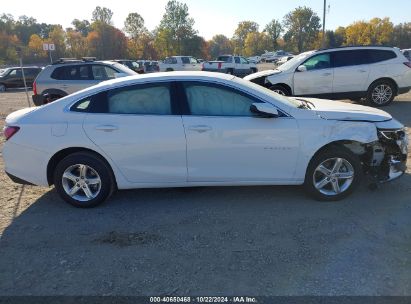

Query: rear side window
left=181, top=57, right=190, bottom=64
left=107, top=84, right=172, bottom=115
left=368, top=50, right=396, bottom=63
left=92, top=65, right=118, bottom=80
left=332, top=50, right=370, bottom=67
left=51, top=65, right=91, bottom=80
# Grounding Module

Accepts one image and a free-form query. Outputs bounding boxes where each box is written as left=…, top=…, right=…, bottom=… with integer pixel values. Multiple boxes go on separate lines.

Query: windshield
left=0, top=68, right=10, bottom=76
left=277, top=51, right=314, bottom=71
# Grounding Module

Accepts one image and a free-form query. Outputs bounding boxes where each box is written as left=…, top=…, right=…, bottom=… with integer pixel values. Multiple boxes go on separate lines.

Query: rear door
left=331, top=50, right=371, bottom=93
left=293, top=53, right=333, bottom=95
left=82, top=82, right=187, bottom=183
left=51, top=65, right=94, bottom=94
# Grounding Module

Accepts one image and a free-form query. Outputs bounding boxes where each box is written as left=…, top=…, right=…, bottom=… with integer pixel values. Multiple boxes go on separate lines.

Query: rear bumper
left=32, top=94, right=44, bottom=106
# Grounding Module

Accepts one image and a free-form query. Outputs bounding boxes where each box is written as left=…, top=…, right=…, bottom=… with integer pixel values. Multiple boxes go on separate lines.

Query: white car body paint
left=2, top=71, right=406, bottom=190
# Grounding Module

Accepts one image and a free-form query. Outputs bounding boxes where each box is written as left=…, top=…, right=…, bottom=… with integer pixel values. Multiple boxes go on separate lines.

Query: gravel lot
left=0, top=87, right=411, bottom=296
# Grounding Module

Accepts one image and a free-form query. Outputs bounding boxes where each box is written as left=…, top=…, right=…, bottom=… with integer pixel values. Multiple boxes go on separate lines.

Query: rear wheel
left=366, top=80, right=395, bottom=107
left=227, top=69, right=234, bottom=75
left=166, top=68, right=174, bottom=72
left=304, top=146, right=362, bottom=201
left=0, top=84, right=6, bottom=92
left=54, top=152, right=115, bottom=208
left=269, top=85, right=290, bottom=96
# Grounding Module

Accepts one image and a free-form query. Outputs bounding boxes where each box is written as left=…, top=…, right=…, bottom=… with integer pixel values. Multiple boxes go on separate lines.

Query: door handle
left=322, top=72, right=332, bottom=76
left=187, top=125, right=212, bottom=133
left=95, top=125, right=118, bottom=132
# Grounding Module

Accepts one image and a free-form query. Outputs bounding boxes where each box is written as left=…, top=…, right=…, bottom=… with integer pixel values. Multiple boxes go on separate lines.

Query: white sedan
left=3, top=72, right=408, bottom=207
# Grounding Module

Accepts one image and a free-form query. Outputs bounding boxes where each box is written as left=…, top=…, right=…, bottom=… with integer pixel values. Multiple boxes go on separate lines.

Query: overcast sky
left=3, top=0, right=410, bottom=39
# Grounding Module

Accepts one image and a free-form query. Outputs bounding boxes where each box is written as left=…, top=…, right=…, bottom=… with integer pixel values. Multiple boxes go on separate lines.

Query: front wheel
left=54, top=152, right=115, bottom=208
left=366, top=81, right=395, bottom=107
left=304, top=147, right=362, bottom=201
left=269, top=85, right=290, bottom=96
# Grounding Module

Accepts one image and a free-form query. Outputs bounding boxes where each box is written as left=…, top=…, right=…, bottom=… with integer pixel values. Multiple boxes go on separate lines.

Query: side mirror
left=297, top=65, right=307, bottom=72
left=114, top=72, right=128, bottom=78
left=250, top=103, right=279, bottom=118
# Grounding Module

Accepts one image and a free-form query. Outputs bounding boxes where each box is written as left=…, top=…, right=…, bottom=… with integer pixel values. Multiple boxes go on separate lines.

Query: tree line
left=1, top=1, right=410, bottom=65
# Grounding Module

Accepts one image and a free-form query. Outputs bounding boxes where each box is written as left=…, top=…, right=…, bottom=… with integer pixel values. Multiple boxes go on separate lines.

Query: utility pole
left=322, top=0, right=326, bottom=48
left=16, top=47, right=32, bottom=108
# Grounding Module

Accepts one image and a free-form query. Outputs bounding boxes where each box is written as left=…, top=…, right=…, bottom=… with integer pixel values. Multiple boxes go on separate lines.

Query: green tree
left=391, top=22, right=411, bottom=49
left=244, top=32, right=271, bottom=56
left=124, top=12, right=147, bottom=39
left=92, top=6, right=113, bottom=24
left=232, top=21, right=259, bottom=54
left=208, top=34, right=233, bottom=59
left=283, top=6, right=321, bottom=53
left=264, top=19, right=283, bottom=50
left=72, top=19, right=91, bottom=36
left=156, top=0, right=197, bottom=55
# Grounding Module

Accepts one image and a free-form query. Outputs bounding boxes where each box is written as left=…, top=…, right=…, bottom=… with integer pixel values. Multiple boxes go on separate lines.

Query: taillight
left=33, top=80, right=37, bottom=95
left=404, top=62, right=411, bottom=68
left=3, top=126, right=20, bottom=140
left=218, top=62, right=222, bottom=69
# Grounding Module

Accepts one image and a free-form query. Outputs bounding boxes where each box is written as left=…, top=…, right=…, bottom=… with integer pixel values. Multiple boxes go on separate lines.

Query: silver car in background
left=32, top=58, right=136, bottom=105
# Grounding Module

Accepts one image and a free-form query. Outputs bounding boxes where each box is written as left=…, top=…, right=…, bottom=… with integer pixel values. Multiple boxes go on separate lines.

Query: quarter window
left=107, top=84, right=172, bottom=115
left=183, top=83, right=258, bottom=117
left=302, top=54, right=331, bottom=70
left=368, top=50, right=396, bottom=63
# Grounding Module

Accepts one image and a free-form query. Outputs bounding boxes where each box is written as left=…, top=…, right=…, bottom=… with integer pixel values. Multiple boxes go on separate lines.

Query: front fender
left=294, top=120, right=378, bottom=180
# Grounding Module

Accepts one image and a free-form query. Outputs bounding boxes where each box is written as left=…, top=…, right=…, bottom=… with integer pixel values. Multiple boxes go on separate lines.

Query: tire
left=227, top=69, right=234, bottom=75
left=304, top=146, right=362, bottom=201
left=250, top=68, right=257, bottom=74
left=366, top=80, right=396, bottom=107
left=0, top=84, right=6, bottom=92
left=269, top=85, right=290, bottom=96
left=44, top=94, right=63, bottom=104
left=166, top=68, right=174, bottom=72
left=54, top=152, right=115, bottom=208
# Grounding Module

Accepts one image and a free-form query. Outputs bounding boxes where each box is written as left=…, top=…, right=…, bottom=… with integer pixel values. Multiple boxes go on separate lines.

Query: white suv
left=245, top=46, right=411, bottom=107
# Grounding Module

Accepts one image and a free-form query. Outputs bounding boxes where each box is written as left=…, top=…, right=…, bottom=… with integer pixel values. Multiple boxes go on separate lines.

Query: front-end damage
left=344, top=128, right=408, bottom=183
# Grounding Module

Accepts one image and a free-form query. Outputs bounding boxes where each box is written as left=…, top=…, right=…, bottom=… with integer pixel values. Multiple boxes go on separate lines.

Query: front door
left=293, top=53, right=333, bottom=96
left=180, top=81, right=299, bottom=182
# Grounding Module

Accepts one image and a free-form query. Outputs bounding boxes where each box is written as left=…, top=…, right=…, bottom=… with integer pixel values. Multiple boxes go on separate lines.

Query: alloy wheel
left=371, top=84, right=393, bottom=105
left=313, top=157, right=354, bottom=196
left=62, top=164, right=102, bottom=202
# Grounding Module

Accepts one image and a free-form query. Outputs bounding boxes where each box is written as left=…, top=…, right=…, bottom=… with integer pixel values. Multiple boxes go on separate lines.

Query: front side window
left=302, top=53, right=331, bottom=70
left=234, top=57, right=241, bottom=64
left=183, top=82, right=258, bottom=117
left=107, top=84, right=172, bottom=115
left=240, top=57, right=249, bottom=64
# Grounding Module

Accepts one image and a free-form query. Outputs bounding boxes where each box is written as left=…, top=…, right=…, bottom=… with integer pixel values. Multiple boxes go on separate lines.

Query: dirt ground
left=0, top=88, right=411, bottom=296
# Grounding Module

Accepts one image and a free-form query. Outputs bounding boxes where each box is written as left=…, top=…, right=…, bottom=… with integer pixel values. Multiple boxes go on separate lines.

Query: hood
left=5, top=107, right=38, bottom=125
left=244, top=69, right=281, bottom=81
left=294, top=98, right=392, bottom=122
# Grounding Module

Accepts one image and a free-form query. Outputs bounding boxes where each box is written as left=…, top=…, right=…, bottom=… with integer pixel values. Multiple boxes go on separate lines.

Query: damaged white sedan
left=2, top=72, right=408, bottom=207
